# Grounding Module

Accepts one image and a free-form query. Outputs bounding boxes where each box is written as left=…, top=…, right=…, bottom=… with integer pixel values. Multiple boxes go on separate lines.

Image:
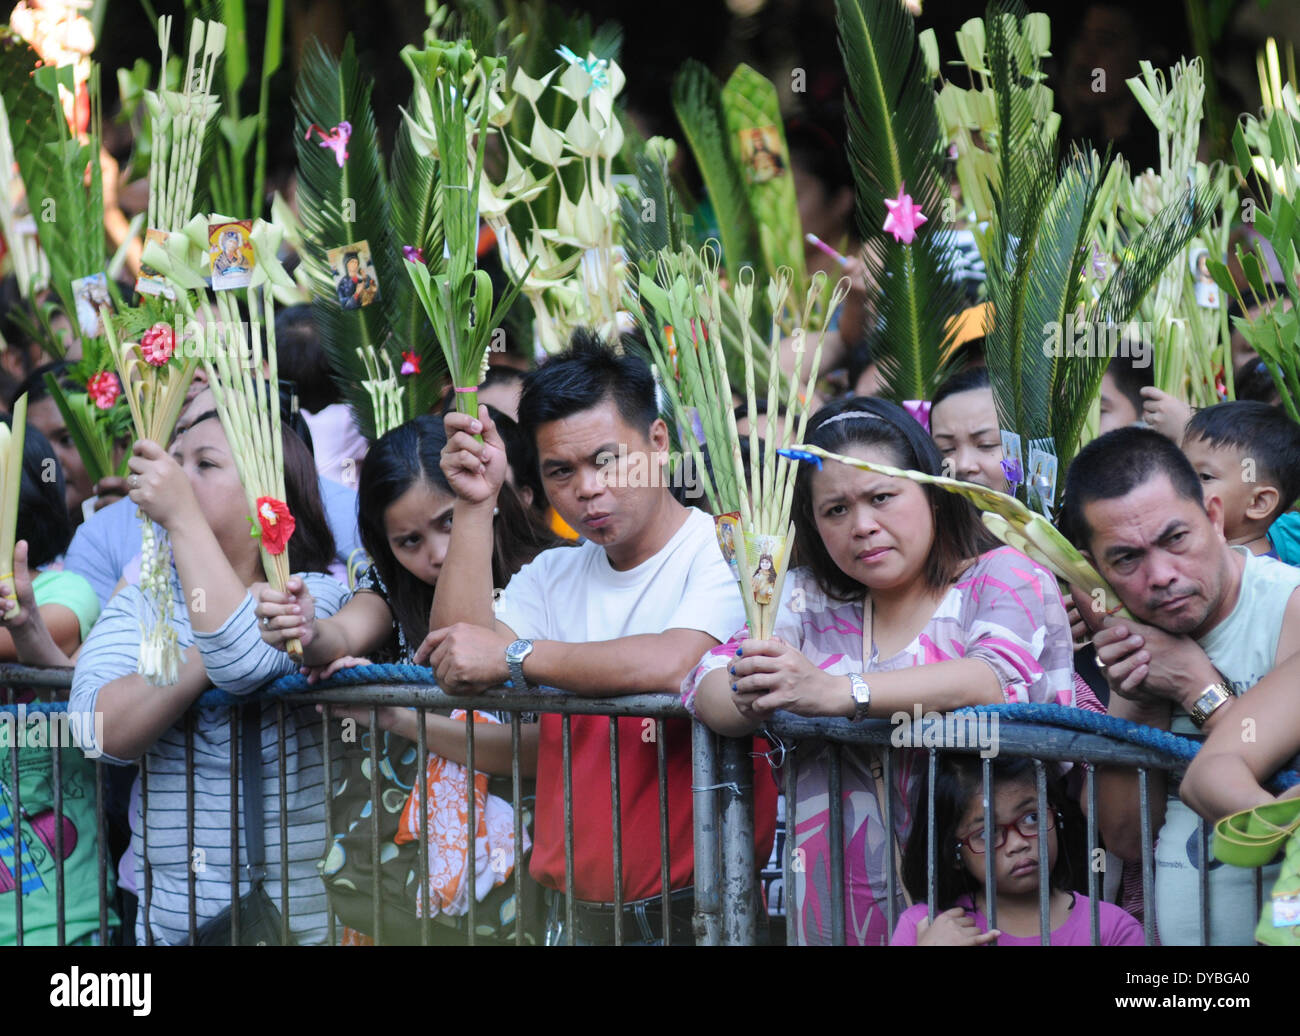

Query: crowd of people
left=3, top=295, right=1298, bottom=947
left=0, top=1, right=1296, bottom=949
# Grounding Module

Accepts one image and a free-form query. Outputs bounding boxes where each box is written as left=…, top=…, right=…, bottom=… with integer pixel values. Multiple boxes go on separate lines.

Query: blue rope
left=0, top=701, right=68, bottom=715
left=959, top=702, right=1300, bottom=790
left=190, top=669, right=1300, bottom=790
left=195, top=662, right=437, bottom=708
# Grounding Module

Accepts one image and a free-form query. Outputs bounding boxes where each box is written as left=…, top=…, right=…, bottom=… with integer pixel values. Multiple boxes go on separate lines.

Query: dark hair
left=183, top=405, right=333, bottom=574
left=517, top=327, right=658, bottom=442
left=901, top=754, right=1073, bottom=911
left=282, top=425, right=336, bottom=575
left=1184, top=400, right=1300, bottom=523
left=846, top=340, right=876, bottom=395
left=930, top=366, right=990, bottom=414
left=9, top=361, right=71, bottom=410
left=1059, top=427, right=1204, bottom=550
left=342, top=251, right=359, bottom=268
left=1104, top=352, right=1154, bottom=417
left=490, top=407, right=548, bottom=516
left=1234, top=359, right=1280, bottom=406
left=792, top=397, right=998, bottom=600
left=358, top=415, right=559, bottom=648
left=1, top=417, right=72, bottom=568
left=274, top=305, right=338, bottom=415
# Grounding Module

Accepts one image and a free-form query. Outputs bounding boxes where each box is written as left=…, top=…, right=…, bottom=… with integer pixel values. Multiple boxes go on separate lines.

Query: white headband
left=816, top=410, right=885, bottom=431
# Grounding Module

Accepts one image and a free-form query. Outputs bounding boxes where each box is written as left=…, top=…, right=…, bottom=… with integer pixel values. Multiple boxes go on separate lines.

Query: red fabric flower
left=140, top=322, right=175, bottom=366
left=255, top=496, right=296, bottom=555
left=87, top=371, right=121, bottom=410
left=400, top=351, right=420, bottom=376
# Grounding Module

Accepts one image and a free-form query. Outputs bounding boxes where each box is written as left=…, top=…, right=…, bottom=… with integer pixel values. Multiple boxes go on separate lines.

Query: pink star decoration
left=883, top=184, right=927, bottom=245
left=304, top=121, right=352, bottom=168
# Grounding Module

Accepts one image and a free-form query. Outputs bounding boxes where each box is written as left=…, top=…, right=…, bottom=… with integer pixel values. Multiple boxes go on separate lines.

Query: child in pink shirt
left=891, top=754, right=1143, bottom=946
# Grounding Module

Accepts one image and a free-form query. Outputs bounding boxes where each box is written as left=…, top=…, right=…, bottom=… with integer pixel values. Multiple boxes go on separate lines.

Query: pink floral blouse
left=683, top=546, right=1077, bottom=945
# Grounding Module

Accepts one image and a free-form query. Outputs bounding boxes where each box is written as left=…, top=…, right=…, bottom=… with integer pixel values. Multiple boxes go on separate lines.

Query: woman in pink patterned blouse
left=685, top=398, right=1076, bottom=945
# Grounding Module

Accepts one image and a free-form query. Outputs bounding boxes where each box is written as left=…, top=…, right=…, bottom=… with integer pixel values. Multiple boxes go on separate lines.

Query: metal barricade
left=0, top=663, right=1276, bottom=947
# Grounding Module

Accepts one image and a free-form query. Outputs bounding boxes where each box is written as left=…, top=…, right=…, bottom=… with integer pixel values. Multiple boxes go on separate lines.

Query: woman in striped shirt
left=68, top=388, right=343, bottom=945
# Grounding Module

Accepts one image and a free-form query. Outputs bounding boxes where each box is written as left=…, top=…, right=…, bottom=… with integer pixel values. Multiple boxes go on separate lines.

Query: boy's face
left=1181, top=435, right=1257, bottom=541
left=1098, top=370, right=1140, bottom=435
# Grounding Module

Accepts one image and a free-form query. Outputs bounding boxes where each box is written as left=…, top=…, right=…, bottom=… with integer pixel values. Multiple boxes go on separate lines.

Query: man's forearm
left=1181, top=755, right=1274, bottom=820
left=523, top=636, right=697, bottom=697
left=431, top=498, right=499, bottom=630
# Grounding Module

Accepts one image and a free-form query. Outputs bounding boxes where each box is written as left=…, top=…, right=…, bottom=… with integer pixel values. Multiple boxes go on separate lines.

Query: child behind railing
left=891, top=754, right=1142, bottom=946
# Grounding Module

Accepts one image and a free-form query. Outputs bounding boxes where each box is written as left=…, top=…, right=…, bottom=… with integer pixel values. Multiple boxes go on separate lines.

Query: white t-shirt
left=496, top=506, right=744, bottom=646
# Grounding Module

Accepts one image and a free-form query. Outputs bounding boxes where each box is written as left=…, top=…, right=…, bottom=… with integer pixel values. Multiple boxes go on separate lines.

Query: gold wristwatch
left=1189, top=681, right=1234, bottom=728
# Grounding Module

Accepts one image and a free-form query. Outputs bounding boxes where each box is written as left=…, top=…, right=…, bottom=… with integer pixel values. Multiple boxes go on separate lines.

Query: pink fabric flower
left=140, top=322, right=175, bottom=367
left=883, top=183, right=927, bottom=244
left=400, top=351, right=420, bottom=376
left=402, top=246, right=425, bottom=264
left=87, top=371, right=120, bottom=410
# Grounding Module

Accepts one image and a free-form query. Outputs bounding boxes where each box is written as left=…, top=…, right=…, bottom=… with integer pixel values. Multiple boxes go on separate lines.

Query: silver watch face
left=850, top=675, right=870, bottom=705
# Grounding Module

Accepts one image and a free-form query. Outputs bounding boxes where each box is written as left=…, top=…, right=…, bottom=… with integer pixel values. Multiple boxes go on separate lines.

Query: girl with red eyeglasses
left=892, top=755, right=1143, bottom=946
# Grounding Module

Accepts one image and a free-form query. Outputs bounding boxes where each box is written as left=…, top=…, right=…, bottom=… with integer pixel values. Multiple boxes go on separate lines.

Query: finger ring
left=128, top=474, right=139, bottom=488
left=261, top=616, right=271, bottom=629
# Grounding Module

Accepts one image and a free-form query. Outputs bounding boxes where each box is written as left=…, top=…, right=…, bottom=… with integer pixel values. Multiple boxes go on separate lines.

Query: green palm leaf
left=836, top=0, right=965, bottom=401
left=292, top=36, right=443, bottom=439
left=672, top=60, right=762, bottom=276
left=1052, top=179, right=1220, bottom=459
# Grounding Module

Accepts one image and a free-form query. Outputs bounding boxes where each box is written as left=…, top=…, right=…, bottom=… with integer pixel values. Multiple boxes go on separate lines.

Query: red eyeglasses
left=958, top=809, right=1058, bottom=854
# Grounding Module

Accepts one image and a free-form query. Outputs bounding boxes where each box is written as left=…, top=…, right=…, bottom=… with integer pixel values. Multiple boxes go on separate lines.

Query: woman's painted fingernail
left=731, top=683, right=738, bottom=691
left=729, top=666, right=735, bottom=675
left=736, top=647, right=743, bottom=656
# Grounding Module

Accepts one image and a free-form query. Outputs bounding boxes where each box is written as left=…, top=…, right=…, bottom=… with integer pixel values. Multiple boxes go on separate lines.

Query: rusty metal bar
left=691, top=723, right=721, bottom=946
left=1085, top=764, right=1100, bottom=946
left=52, top=738, right=64, bottom=945
left=827, top=741, right=845, bottom=946
left=609, top=717, right=623, bottom=946
left=562, top=714, right=574, bottom=946
left=510, top=713, right=523, bottom=947
left=1138, top=768, right=1155, bottom=947
left=1035, top=760, right=1050, bottom=945
left=417, top=707, right=431, bottom=947
left=277, top=703, right=289, bottom=944
left=656, top=718, right=670, bottom=946
left=368, top=705, right=380, bottom=945
left=186, top=712, right=197, bottom=943
left=466, top=709, right=477, bottom=945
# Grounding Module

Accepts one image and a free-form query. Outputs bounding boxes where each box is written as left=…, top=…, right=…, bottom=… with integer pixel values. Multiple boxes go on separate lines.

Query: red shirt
left=530, top=714, right=778, bottom=902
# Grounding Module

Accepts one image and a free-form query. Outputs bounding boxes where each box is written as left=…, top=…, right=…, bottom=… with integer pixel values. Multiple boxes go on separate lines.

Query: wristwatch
left=847, top=674, right=872, bottom=721
left=1189, top=681, right=1234, bottom=728
left=505, top=639, right=535, bottom=692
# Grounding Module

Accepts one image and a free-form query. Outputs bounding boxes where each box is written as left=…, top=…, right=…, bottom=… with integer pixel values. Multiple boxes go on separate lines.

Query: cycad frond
left=988, top=148, right=1104, bottom=445
left=672, top=60, right=762, bottom=275
left=292, top=37, right=443, bottom=439
left=1051, top=178, right=1220, bottom=459
left=836, top=0, right=965, bottom=401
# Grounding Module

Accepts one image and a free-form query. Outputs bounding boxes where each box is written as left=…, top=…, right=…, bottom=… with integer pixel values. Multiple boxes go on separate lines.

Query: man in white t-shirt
left=418, top=330, right=775, bottom=944
left=1062, top=427, right=1300, bottom=944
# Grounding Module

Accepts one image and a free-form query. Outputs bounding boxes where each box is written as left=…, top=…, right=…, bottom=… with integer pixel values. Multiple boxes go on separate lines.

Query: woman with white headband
left=684, top=397, right=1077, bottom=945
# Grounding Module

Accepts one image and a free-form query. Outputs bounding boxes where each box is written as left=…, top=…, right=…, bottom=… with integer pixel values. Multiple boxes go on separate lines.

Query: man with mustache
left=1061, top=426, right=1300, bottom=944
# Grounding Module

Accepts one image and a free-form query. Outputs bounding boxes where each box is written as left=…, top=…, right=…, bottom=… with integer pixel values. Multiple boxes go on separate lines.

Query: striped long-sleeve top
left=68, top=572, right=349, bottom=945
